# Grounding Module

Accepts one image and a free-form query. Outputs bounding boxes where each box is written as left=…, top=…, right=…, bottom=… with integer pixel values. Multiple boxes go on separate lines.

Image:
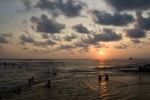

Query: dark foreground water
left=0, top=59, right=150, bottom=100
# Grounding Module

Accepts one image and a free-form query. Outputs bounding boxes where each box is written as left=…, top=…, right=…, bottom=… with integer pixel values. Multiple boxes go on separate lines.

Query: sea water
left=0, top=59, right=150, bottom=100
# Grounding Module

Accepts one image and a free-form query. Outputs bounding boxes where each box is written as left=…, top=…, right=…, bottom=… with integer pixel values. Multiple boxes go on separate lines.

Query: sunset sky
left=0, top=0, right=150, bottom=59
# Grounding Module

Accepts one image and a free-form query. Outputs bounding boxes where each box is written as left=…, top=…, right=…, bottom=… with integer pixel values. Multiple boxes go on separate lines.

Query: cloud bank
left=30, top=14, right=65, bottom=33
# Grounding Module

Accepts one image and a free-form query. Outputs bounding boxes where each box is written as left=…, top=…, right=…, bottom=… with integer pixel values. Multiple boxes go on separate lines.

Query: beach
left=0, top=59, right=150, bottom=100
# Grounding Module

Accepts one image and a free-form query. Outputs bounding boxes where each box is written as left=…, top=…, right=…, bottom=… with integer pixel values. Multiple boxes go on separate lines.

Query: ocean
left=0, top=59, right=150, bottom=100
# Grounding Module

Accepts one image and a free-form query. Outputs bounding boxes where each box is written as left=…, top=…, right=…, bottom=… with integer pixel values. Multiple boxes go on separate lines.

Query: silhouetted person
left=17, top=88, right=22, bottom=94
left=52, top=70, right=57, bottom=76
left=47, top=71, right=50, bottom=74
left=47, top=80, right=51, bottom=88
left=28, top=79, right=31, bottom=83
left=4, top=62, right=6, bottom=69
left=31, top=77, right=34, bottom=81
left=98, top=75, right=102, bottom=81
left=13, top=88, right=22, bottom=94
left=105, top=74, right=109, bottom=81
left=13, top=63, right=15, bottom=69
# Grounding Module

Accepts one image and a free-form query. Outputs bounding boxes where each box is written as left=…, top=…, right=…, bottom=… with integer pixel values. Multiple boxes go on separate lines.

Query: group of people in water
left=138, top=64, right=150, bottom=72
left=13, top=70, right=109, bottom=95
left=13, top=70, right=57, bottom=94
left=98, top=74, right=109, bottom=81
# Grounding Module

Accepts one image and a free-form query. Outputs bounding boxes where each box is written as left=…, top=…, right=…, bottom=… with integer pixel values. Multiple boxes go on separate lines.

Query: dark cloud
left=0, top=37, right=8, bottom=43
left=126, top=28, right=146, bottom=38
left=34, top=41, right=47, bottom=47
left=46, top=39, right=57, bottom=45
left=22, top=47, right=29, bottom=50
left=34, top=39, right=56, bottom=47
left=35, top=0, right=86, bottom=17
left=30, top=14, right=65, bottom=33
left=130, top=39, right=141, bottom=44
left=35, top=0, right=59, bottom=17
left=50, top=34, right=61, bottom=41
left=73, top=24, right=90, bottom=34
left=20, top=35, right=34, bottom=43
left=93, top=28, right=122, bottom=42
left=57, top=44, right=75, bottom=50
left=22, top=0, right=32, bottom=11
left=79, top=47, right=89, bottom=53
left=31, top=49, right=44, bottom=54
left=42, top=33, right=50, bottom=39
left=50, top=28, right=119, bottom=52
left=64, top=34, right=77, bottom=42
left=94, top=43, right=106, bottom=48
left=20, top=41, right=26, bottom=45
left=74, top=28, right=122, bottom=48
left=115, top=43, right=129, bottom=49
left=137, top=12, right=150, bottom=30
left=105, top=0, right=150, bottom=11
left=74, top=41, right=88, bottom=48
left=58, top=0, right=86, bottom=17
left=92, top=10, right=134, bottom=26
left=2, top=33, right=13, bottom=38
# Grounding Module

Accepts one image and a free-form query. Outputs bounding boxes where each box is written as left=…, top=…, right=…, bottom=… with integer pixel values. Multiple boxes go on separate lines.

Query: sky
left=0, top=0, right=150, bottom=59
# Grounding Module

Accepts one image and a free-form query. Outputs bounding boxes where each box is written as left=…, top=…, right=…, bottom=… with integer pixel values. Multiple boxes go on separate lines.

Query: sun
left=99, top=51, right=104, bottom=55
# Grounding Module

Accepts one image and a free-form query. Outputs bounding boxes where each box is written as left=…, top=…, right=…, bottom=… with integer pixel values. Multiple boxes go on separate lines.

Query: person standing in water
left=105, top=74, right=109, bottom=81
left=47, top=80, right=51, bottom=88
left=98, top=75, right=102, bottom=81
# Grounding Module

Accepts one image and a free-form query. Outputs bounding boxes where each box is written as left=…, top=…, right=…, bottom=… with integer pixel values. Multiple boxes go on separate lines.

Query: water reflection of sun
left=100, top=81, right=109, bottom=99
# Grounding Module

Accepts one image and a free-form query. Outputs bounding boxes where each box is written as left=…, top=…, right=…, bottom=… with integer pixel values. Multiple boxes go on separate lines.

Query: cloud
left=74, top=41, right=88, bottom=48
left=20, top=35, right=34, bottom=43
left=2, top=33, right=13, bottom=38
left=30, top=14, right=65, bottom=33
left=73, top=24, right=90, bottom=34
left=79, top=47, right=89, bottom=53
left=115, top=43, right=129, bottom=49
left=34, top=39, right=56, bottom=47
left=64, top=34, right=77, bottom=42
left=137, top=12, right=150, bottom=30
left=74, top=28, right=122, bottom=48
left=92, top=10, right=134, bottom=26
left=126, top=28, right=146, bottom=38
left=57, top=44, right=75, bottom=50
left=94, top=43, right=106, bottom=48
left=34, top=41, right=47, bottom=47
left=105, top=0, right=150, bottom=11
left=22, top=47, right=29, bottom=50
left=0, top=36, right=8, bottom=43
left=35, top=0, right=86, bottom=17
left=93, top=28, right=122, bottom=42
left=42, top=33, right=50, bottom=39
left=22, top=0, right=32, bottom=11
left=46, top=39, right=57, bottom=45
left=50, top=34, right=61, bottom=41
left=130, top=39, right=141, bottom=44
left=20, top=41, right=26, bottom=45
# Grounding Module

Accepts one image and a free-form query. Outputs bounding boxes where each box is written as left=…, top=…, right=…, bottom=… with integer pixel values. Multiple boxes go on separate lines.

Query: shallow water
left=0, top=59, right=150, bottom=100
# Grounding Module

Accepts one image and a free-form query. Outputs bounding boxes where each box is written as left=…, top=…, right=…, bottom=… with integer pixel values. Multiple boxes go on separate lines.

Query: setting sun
left=99, top=51, right=104, bottom=55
